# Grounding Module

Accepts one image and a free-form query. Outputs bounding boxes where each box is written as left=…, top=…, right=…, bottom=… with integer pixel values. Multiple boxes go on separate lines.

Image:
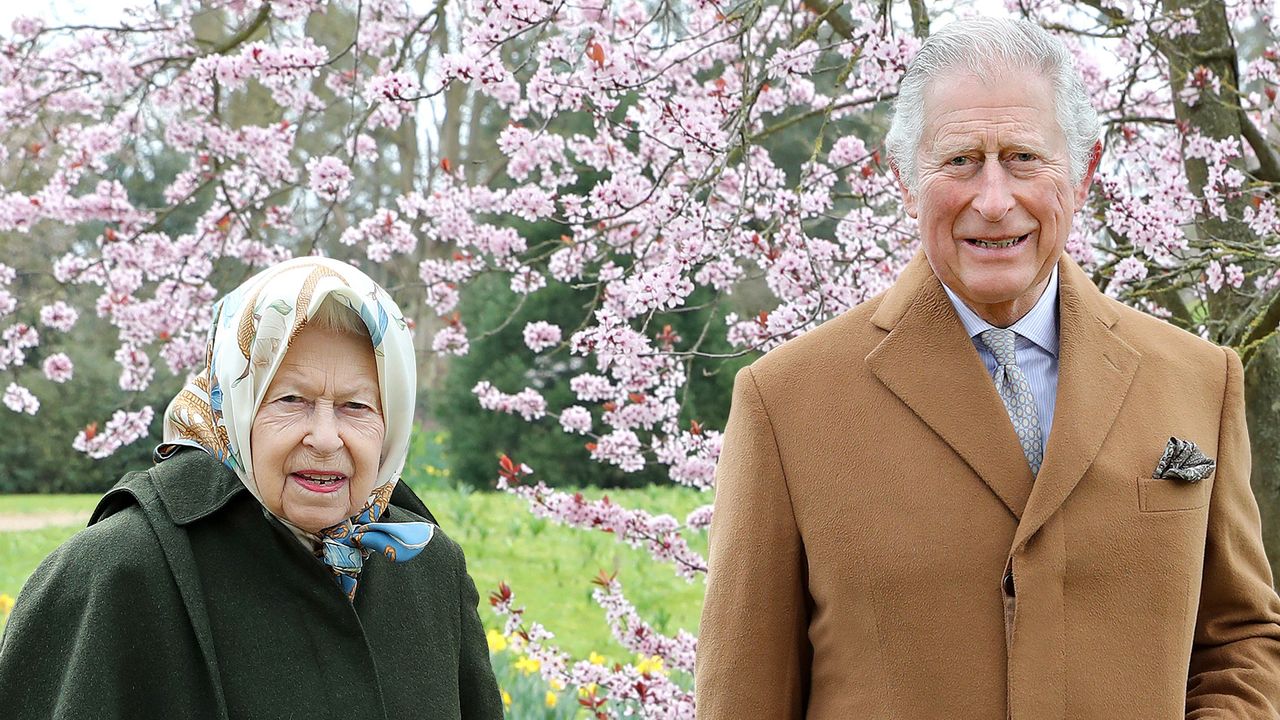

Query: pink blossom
left=522, top=321, right=562, bottom=352
left=590, top=429, right=645, bottom=472
left=474, top=381, right=548, bottom=421
left=306, top=155, right=354, bottom=203
left=39, top=301, right=79, bottom=332
left=43, top=353, right=74, bottom=383
left=365, top=70, right=419, bottom=103
left=1225, top=263, right=1245, bottom=288
left=73, top=406, right=155, bottom=459
left=558, top=405, right=592, bottom=434
left=1206, top=260, right=1225, bottom=292
left=431, top=324, right=469, bottom=356
left=3, top=383, right=39, bottom=415
left=114, top=345, right=155, bottom=391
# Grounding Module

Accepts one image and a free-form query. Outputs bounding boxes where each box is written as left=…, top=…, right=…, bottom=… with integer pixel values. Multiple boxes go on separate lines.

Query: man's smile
left=964, top=233, right=1031, bottom=250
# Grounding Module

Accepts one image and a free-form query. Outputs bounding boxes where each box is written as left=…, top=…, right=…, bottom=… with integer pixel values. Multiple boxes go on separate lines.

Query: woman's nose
left=302, top=408, right=343, bottom=454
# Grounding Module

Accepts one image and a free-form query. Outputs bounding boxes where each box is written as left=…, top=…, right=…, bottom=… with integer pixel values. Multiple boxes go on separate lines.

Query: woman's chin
left=280, top=501, right=353, bottom=534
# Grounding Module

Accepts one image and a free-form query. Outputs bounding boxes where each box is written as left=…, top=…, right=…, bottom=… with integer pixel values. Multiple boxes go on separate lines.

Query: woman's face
left=250, top=324, right=385, bottom=533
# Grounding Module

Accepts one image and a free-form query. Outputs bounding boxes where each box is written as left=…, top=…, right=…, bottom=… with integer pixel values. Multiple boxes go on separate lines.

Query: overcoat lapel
left=867, top=253, right=1036, bottom=519
left=1010, top=256, right=1139, bottom=551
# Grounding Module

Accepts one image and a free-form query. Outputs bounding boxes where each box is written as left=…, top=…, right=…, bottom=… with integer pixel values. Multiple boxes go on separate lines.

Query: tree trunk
left=1159, top=0, right=1280, bottom=579
left=1245, top=337, right=1280, bottom=583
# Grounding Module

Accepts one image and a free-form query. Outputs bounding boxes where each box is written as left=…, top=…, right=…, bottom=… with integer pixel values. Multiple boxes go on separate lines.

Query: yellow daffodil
left=514, top=655, right=541, bottom=676
left=550, top=678, right=565, bottom=691
left=544, top=690, right=558, bottom=708
left=578, top=682, right=599, bottom=698
left=635, top=655, right=666, bottom=676
left=588, top=651, right=607, bottom=666
left=501, top=690, right=511, bottom=708
left=0, top=593, right=14, bottom=614
left=486, top=629, right=507, bottom=653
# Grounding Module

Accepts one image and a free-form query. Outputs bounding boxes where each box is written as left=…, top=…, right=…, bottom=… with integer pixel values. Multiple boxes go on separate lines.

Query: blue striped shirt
left=940, top=265, right=1060, bottom=443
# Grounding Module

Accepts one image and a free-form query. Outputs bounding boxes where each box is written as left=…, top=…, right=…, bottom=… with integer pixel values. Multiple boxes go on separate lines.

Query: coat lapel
left=867, top=253, right=1036, bottom=520
left=1011, top=256, right=1140, bottom=551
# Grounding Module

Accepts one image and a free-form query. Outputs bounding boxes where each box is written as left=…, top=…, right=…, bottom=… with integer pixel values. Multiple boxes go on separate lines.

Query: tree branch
left=907, top=0, right=930, bottom=38
left=209, top=4, right=270, bottom=56
left=1239, top=291, right=1280, bottom=367
left=1238, top=108, right=1280, bottom=183
left=801, top=0, right=854, bottom=40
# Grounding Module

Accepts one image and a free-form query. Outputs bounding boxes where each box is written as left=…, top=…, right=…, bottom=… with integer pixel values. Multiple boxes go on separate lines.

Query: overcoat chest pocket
left=1136, top=474, right=1213, bottom=513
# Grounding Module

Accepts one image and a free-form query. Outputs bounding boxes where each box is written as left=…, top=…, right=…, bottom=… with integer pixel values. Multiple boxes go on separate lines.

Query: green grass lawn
left=0, top=485, right=708, bottom=663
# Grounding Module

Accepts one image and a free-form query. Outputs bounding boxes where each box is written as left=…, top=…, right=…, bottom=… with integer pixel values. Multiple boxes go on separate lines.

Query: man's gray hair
left=885, top=16, right=1101, bottom=191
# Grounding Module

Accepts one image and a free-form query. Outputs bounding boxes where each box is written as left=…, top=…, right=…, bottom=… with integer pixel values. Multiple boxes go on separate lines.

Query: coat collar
left=867, top=252, right=1139, bottom=547
left=91, top=448, right=247, bottom=527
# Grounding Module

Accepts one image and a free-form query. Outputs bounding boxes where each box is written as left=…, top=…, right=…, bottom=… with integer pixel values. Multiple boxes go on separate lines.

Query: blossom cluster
left=489, top=581, right=696, bottom=719
left=496, top=455, right=707, bottom=580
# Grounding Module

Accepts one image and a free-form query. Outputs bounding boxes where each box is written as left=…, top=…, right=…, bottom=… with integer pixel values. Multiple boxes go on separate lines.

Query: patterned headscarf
left=159, top=256, right=432, bottom=599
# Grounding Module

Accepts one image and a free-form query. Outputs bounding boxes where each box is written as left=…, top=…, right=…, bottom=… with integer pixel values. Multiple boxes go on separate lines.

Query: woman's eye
left=948, top=156, right=971, bottom=166
left=345, top=401, right=372, bottom=411
left=279, top=395, right=304, bottom=404
left=1012, top=152, right=1036, bottom=162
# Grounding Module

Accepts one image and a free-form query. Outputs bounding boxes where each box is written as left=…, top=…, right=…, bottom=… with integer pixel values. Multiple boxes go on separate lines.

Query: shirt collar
left=940, top=263, right=1060, bottom=357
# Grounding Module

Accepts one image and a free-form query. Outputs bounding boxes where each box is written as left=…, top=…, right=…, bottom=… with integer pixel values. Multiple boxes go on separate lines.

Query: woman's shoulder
left=27, top=502, right=169, bottom=600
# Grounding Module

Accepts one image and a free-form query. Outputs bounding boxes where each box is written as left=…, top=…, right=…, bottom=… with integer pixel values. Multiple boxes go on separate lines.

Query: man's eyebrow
left=927, top=136, right=982, bottom=157
left=928, top=135, right=1050, bottom=157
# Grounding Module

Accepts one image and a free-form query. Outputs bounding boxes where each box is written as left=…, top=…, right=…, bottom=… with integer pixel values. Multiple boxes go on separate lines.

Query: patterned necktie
left=978, top=328, right=1044, bottom=475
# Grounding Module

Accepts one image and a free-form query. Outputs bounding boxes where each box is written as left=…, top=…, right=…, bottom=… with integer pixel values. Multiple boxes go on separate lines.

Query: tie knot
left=979, top=328, right=1018, bottom=365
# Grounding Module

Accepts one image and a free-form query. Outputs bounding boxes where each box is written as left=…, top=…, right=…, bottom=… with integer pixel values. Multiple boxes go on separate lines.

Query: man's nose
left=972, top=161, right=1014, bottom=222
left=303, top=407, right=343, bottom=455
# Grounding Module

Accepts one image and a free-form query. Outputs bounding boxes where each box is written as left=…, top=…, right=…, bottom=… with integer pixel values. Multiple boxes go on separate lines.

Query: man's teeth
left=970, top=235, right=1026, bottom=249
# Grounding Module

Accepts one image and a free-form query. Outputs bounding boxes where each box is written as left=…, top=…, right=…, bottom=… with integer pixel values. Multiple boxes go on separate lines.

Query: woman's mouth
left=290, top=471, right=348, bottom=494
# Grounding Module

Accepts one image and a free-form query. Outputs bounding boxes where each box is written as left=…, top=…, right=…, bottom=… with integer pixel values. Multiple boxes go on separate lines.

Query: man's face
left=899, top=68, right=1097, bottom=325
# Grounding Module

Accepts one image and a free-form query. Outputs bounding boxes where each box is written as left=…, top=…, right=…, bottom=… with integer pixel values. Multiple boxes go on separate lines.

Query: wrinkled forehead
left=918, top=69, right=1063, bottom=153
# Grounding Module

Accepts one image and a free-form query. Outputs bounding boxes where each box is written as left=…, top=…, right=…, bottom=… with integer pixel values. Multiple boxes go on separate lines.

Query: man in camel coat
left=695, top=17, right=1280, bottom=719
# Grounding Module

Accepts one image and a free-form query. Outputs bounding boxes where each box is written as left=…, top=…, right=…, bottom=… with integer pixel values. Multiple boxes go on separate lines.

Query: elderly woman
left=0, top=257, right=503, bottom=718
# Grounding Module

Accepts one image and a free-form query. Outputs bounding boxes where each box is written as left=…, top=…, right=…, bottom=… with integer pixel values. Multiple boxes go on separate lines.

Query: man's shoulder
left=749, top=292, right=890, bottom=386
left=1103, top=293, right=1227, bottom=369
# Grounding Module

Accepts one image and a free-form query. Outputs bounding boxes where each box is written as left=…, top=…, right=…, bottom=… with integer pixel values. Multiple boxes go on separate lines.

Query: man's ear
left=1074, top=140, right=1103, bottom=206
left=891, top=159, right=918, bottom=218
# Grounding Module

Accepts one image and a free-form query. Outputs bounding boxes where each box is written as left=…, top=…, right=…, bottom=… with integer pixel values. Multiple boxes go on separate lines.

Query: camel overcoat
left=695, top=252, right=1280, bottom=719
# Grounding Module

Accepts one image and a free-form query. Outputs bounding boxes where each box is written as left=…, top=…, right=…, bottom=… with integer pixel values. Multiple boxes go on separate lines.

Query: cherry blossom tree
left=2, top=0, right=1279, bottom=715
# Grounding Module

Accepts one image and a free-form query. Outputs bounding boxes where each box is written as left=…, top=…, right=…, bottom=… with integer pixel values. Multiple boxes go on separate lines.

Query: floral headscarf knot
left=159, top=256, right=432, bottom=600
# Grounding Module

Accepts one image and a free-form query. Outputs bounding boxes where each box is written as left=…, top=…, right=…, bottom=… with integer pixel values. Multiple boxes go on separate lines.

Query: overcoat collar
left=866, top=252, right=1139, bottom=548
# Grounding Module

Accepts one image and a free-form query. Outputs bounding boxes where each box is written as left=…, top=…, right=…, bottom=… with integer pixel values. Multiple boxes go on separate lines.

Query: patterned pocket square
left=1152, top=437, right=1215, bottom=483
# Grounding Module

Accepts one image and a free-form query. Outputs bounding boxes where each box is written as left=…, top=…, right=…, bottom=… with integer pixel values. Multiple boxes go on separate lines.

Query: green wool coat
left=0, top=449, right=503, bottom=719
